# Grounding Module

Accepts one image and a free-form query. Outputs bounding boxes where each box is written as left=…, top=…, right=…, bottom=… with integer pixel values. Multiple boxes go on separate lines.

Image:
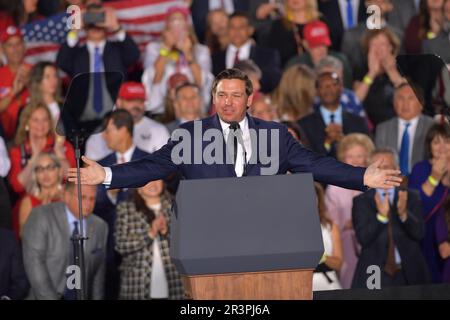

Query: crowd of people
left=0, top=0, right=450, bottom=300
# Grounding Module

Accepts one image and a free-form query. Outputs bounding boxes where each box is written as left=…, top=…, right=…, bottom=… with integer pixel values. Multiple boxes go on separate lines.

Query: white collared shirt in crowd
left=225, top=40, right=252, bottom=69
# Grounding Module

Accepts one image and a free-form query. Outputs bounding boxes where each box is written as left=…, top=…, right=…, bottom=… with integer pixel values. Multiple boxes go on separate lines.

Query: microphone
left=229, top=122, right=248, bottom=176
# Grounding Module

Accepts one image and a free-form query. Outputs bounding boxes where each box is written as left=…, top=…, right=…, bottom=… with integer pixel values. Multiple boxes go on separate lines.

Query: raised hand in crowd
left=149, top=215, right=168, bottom=239
left=374, top=191, right=390, bottom=217
left=256, top=2, right=281, bottom=20
left=325, top=123, right=344, bottom=146
left=396, top=190, right=408, bottom=221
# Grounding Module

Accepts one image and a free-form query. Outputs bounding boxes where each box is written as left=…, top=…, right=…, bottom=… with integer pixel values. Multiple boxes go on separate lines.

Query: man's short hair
left=103, top=109, right=134, bottom=137
left=174, top=82, right=201, bottom=99
left=370, top=147, right=399, bottom=166
left=394, top=81, right=425, bottom=107
left=212, top=68, right=253, bottom=96
left=234, top=59, right=262, bottom=80
left=229, top=11, right=252, bottom=24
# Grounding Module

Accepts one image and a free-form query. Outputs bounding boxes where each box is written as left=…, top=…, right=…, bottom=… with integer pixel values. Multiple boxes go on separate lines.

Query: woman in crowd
left=0, top=0, right=42, bottom=34
left=18, top=152, right=63, bottom=237
left=8, top=104, right=75, bottom=196
left=404, top=0, right=444, bottom=54
left=27, top=61, right=63, bottom=126
left=354, top=28, right=406, bottom=126
left=115, top=180, right=184, bottom=300
left=272, top=64, right=316, bottom=121
left=423, top=0, right=450, bottom=63
left=266, top=0, right=324, bottom=66
left=325, top=133, right=375, bottom=289
left=409, top=123, right=450, bottom=283
left=142, top=6, right=213, bottom=117
left=313, top=182, right=343, bottom=291
left=205, top=9, right=229, bottom=55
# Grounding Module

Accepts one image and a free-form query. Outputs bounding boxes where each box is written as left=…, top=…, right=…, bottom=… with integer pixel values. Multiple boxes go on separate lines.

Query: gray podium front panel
left=170, top=173, right=324, bottom=275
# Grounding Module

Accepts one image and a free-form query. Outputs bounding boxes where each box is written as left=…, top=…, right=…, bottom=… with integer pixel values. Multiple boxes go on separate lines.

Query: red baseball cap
left=303, top=20, right=331, bottom=48
left=167, top=6, right=190, bottom=19
left=118, top=82, right=146, bottom=100
left=0, top=25, right=23, bottom=43
left=168, top=72, right=189, bottom=89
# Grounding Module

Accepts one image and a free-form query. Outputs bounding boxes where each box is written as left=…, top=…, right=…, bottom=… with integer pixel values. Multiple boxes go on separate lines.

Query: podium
left=170, top=173, right=324, bottom=300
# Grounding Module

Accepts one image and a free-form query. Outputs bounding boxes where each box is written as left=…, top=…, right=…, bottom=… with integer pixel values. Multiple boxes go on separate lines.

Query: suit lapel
left=391, top=119, right=399, bottom=151
left=246, top=114, right=259, bottom=176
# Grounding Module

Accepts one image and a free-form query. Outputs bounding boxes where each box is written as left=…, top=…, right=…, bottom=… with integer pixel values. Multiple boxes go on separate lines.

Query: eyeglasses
left=35, top=163, right=59, bottom=173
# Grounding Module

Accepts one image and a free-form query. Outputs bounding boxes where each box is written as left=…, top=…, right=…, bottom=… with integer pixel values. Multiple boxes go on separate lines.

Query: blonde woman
left=27, top=61, right=63, bottom=126
left=272, top=64, right=316, bottom=121
left=142, top=6, right=214, bottom=116
left=8, top=104, right=75, bottom=195
left=18, top=152, right=63, bottom=237
left=324, top=133, right=375, bottom=289
left=266, top=0, right=324, bottom=65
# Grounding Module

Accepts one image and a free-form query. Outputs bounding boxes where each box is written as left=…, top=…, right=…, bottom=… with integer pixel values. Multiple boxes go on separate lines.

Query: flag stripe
left=22, top=0, right=186, bottom=64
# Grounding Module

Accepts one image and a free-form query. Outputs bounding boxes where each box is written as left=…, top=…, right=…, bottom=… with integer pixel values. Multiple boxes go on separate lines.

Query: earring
left=25, top=125, right=29, bottom=131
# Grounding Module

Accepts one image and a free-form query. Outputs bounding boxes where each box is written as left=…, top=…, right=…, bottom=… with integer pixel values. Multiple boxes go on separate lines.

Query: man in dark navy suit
left=299, top=72, right=369, bottom=158
left=352, top=149, right=430, bottom=288
left=56, top=3, right=140, bottom=80
left=94, top=109, right=149, bottom=300
left=212, top=12, right=281, bottom=93
left=68, top=69, right=402, bottom=194
left=318, top=0, right=366, bottom=51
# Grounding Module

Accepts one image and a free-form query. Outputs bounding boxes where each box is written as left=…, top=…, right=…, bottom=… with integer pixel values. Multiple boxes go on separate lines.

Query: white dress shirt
left=0, top=136, right=11, bottom=177
left=85, top=116, right=170, bottom=161
left=397, top=116, right=419, bottom=171
left=225, top=41, right=252, bottom=69
left=86, top=40, right=106, bottom=72
left=148, top=202, right=169, bottom=299
left=219, top=116, right=252, bottom=177
left=338, top=0, right=360, bottom=29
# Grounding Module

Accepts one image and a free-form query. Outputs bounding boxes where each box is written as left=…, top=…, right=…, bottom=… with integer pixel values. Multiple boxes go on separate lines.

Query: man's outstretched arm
left=68, top=142, right=178, bottom=188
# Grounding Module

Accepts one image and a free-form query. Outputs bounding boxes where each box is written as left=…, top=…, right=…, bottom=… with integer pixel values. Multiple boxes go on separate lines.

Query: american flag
left=21, top=0, right=186, bottom=65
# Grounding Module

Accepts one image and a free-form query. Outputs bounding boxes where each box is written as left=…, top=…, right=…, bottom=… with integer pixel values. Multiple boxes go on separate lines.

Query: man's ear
left=247, top=93, right=254, bottom=108
left=248, top=25, right=255, bottom=38
left=116, top=98, right=123, bottom=109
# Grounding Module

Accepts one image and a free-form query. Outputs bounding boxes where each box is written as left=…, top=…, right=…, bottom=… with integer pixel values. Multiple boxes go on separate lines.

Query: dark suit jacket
left=212, top=45, right=282, bottom=93
left=318, top=0, right=366, bottom=51
left=94, top=146, right=149, bottom=299
left=351, top=189, right=431, bottom=288
left=190, top=0, right=249, bottom=43
left=56, top=34, right=140, bottom=79
left=95, top=147, right=149, bottom=252
left=298, top=109, right=369, bottom=157
left=0, top=228, right=29, bottom=300
left=108, top=114, right=368, bottom=191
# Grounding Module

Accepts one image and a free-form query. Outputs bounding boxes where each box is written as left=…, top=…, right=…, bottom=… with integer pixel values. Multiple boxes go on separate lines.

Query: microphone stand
left=70, top=131, right=89, bottom=300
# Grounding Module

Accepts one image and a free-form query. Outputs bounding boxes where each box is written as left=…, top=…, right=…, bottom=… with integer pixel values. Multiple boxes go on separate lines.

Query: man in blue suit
left=94, top=109, right=149, bottom=300
left=68, top=69, right=402, bottom=192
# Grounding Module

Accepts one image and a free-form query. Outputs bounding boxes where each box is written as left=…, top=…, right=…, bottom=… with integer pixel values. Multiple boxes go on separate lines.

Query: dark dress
left=409, top=160, right=449, bottom=283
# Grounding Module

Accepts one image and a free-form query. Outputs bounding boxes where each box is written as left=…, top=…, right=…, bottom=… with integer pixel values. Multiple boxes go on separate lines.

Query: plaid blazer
left=115, top=193, right=184, bottom=300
